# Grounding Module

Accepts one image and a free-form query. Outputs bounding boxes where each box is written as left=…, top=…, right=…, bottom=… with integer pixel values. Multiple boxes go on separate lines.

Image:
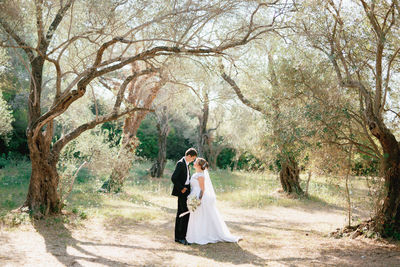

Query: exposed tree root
left=330, top=219, right=381, bottom=239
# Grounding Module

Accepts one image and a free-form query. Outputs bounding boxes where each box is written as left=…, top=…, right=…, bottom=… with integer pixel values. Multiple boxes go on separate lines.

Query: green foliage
left=135, top=115, right=195, bottom=160
left=216, top=148, right=235, bottom=169
left=0, top=48, right=30, bottom=157
left=0, top=89, right=14, bottom=144
left=353, top=156, right=378, bottom=176
left=166, top=124, right=194, bottom=160
left=235, top=152, right=265, bottom=171
left=101, top=120, right=123, bottom=147
left=94, top=99, right=123, bottom=147
left=57, top=127, right=120, bottom=202
left=0, top=155, right=31, bottom=184
left=381, top=220, right=400, bottom=240
left=136, top=116, right=159, bottom=159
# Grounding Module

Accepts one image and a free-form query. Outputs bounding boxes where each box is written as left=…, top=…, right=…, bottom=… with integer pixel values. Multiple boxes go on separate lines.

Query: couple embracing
left=171, top=148, right=241, bottom=245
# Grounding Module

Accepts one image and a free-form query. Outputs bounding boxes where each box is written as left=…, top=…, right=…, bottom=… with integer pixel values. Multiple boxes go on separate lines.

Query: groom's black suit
left=171, top=157, right=191, bottom=241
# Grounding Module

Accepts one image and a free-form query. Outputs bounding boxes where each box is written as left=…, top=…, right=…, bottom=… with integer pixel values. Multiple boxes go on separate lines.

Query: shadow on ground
left=33, top=218, right=130, bottom=267
left=32, top=215, right=269, bottom=266
left=315, top=243, right=400, bottom=267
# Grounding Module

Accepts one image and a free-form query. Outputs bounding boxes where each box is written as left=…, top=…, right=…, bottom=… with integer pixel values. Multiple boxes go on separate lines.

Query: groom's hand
left=181, top=188, right=187, bottom=194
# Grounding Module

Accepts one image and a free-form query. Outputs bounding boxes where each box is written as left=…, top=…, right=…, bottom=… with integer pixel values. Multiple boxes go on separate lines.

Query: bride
left=186, top=157, right=241, bottom=245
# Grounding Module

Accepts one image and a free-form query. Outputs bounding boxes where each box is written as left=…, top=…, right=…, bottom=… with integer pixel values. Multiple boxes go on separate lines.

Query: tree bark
left=25, top=135, right=62, bottom=216
left=26, top=92, right=61, bottom=215
left=374, top=130, right=400, bottom=235
left=24, top=55, right=62, bottom=216
left=150, top=107, right=169, bottom=178
left=279, top=156, right=304, bottom=195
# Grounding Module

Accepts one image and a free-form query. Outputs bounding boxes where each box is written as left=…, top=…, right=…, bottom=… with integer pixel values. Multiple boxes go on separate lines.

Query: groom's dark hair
left=185, top=148, right=198, bottom=157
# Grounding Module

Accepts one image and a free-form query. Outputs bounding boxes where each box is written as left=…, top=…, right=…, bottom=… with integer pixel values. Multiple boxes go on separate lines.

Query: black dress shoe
left=175, top=239, right=190, bottom=245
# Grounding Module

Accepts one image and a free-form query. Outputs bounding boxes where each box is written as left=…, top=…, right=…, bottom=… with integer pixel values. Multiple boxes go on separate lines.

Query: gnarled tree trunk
left=24, top=54, right=63, bottom=215
left=222, top=56, right=304, bottom=194
left=373, top=127, right=400, bottom=235
left=279, top=156, right=303, bottom=195
left=26, top=124, right=62, bottom=215
left=26, top=155, right=61, bottom=215
left=300, top=0, right=400, bottom=237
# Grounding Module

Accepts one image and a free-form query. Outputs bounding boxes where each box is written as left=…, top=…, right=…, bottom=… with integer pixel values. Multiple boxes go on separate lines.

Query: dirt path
left=1, top=197, right=400, bottom=267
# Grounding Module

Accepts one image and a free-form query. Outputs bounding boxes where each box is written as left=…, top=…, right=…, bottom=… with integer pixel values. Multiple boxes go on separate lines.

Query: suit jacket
left=171, top=157, right=190, bottom=197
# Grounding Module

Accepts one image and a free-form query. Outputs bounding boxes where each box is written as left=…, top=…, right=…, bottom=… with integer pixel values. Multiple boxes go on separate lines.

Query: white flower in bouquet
left=187, top=194, right=201, bottom=212
left=179, top=195, right=201, bottom=217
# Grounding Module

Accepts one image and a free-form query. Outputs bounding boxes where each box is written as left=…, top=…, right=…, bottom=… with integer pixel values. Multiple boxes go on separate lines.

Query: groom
left=171, top=148, right=197, bottom=245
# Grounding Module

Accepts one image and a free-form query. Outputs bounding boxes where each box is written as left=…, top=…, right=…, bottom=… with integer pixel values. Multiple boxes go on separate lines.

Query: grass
left=0, top=158, right=372, bottom=227
left=0, top=158, right=31, bottom=216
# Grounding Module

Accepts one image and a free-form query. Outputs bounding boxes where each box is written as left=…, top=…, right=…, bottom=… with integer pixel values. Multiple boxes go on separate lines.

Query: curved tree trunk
left=279, top=157, right=303, bottom=195
left=374, top=130, right=400, bottom=235
left=25, top=134, right=62, bottom=216
left=24, top=56, right=62, bottom=216
left=150, top=106, right=169, bottom=178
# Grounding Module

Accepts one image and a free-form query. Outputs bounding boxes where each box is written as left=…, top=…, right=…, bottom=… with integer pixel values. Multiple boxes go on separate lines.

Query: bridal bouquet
left=179, top=195, right=201, bottom=217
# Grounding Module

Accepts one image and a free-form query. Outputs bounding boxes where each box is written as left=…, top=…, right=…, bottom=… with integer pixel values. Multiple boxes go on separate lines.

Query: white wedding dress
left=186, top=170, right=241, bottom=245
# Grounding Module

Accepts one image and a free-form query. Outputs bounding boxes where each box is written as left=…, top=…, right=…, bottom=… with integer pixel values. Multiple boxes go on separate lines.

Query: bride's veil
left=204, top=169, right=216, bottom=199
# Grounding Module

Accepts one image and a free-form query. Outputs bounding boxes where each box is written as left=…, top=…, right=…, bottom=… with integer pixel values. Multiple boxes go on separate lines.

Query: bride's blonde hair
left=196, top=158, right=209, bottom=170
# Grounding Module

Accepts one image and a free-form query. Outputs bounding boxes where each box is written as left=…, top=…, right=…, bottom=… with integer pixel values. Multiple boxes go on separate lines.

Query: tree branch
left=382, top=47, right=400, bottom=114
left=221, top=72, right=267, bottom=115
left=45, top=0, right=73, bottom=44
left=0, top=18, right=34, bottom=60
left=51, top=106, right=153, bottom=159
left=113, top=68, right=158, bottom=112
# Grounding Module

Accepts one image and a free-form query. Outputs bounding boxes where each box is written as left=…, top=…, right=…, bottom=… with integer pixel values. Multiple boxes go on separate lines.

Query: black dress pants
left=175, top=190, right=189, bottom=240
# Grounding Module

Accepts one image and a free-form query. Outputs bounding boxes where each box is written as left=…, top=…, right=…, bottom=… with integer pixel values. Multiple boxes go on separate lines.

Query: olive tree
left=298, top=0, right=400, bottom=236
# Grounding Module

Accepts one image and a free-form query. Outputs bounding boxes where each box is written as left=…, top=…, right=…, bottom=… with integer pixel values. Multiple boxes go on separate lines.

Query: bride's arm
left=198, top=176, right=205, bottom=199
